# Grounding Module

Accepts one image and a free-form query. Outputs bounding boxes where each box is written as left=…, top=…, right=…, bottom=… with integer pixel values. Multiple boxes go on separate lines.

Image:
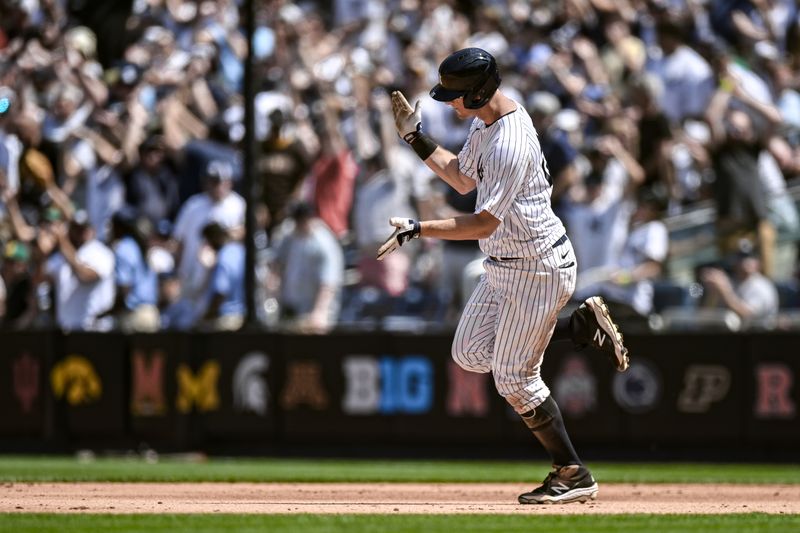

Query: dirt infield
left=2, top=482, right=799, bottom=514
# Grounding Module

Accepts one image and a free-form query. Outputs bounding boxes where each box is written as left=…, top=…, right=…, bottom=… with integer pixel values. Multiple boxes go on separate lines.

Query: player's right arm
left=423, top=146, right=476, bottom=194
left=391, top=91, right=475, bottom=194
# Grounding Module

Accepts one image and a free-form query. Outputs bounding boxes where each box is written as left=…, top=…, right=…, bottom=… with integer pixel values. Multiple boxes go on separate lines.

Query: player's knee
left=496, top=377, right=549, bottom=414
left=451, top=342, right=490, bottom=373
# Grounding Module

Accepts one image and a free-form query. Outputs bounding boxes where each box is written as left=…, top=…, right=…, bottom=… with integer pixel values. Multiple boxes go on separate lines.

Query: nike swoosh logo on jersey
left=560, top=249, right=569, bottom=259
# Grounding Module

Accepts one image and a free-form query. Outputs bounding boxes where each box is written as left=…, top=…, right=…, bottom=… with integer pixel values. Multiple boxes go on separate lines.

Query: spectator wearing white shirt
left=564, top=135, right=645, bottom=282
left=701, top=240, right=779, bottom=328
left=652, top=20, right=715, bottom=125
left=44, top=212, right=115, bottom=331
left=172, top=159, right=245, bottom=319
left=593, top=190, right=670, bottom=318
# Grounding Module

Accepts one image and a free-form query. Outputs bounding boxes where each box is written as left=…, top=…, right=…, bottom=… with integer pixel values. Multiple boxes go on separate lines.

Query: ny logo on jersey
left=477, top=155, right=484, bottom=181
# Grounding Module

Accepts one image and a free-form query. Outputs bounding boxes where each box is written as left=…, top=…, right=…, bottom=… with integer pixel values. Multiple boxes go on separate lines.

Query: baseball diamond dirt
left=1, top=483, right=799, bottom=514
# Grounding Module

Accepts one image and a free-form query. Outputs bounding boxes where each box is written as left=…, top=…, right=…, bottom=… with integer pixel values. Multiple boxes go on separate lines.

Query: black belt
left=489, top=234, right=568, bottom=262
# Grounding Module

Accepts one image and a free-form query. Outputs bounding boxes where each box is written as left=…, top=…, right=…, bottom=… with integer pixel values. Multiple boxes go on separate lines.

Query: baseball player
left=379, top=48, right=629, bottom=504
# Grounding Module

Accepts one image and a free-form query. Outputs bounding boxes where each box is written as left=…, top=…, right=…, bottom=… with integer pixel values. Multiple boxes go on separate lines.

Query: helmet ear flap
left=463, top=68, right=501, bottom=109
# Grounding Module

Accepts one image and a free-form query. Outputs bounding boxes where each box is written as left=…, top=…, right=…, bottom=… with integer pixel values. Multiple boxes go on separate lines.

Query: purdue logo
left=677, top=365, right=731, bottom=413
left=51, top=355, right=102, bottom=406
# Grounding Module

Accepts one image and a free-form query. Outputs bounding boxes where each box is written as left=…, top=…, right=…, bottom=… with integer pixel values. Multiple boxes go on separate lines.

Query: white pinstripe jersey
left=458, top=101, right=566, bottom=258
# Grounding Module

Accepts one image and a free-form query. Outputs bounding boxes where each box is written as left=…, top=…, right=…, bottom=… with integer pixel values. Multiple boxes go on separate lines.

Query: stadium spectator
left=0, top=240, right=35, bottom=328
left=270, top=202, right=344, bottom=334
left=652, top=19, right=716, bottom=126
left=589, top=189, right=670, bottom=321
left=108, top=210, right=159, bottom=332
left=259, top=108, right=310, bottom=235
left=700, top=240, right=780, bottom=328
left=44, top=212, right=115, bottom=331
left=564, top=134, right=645, bottom=279
left=125, top=134, right=181, bottom=224
left=172, top=159, right=244, bottom=320
left=201, top=222, right=245, bottom=331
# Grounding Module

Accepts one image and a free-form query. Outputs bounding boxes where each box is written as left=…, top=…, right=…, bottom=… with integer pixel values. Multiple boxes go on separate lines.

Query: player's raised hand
left=391, top=91, right=422, bottom=140
left=377, top=217, right=421, bottom=260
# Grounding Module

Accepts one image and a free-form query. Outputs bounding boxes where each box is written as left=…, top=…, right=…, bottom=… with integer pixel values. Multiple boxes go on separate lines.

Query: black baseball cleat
left=571, top=296, right=629, bottom=372
left=518, top=464, right=599, bottom=505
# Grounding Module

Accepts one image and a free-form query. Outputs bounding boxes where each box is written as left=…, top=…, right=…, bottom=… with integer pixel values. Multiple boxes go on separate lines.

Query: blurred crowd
left=1, top=0, right=800, bottom=334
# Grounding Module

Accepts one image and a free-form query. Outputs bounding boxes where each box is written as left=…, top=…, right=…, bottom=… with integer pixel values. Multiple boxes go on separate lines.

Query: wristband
left=403, top=130, right=438, bottom=161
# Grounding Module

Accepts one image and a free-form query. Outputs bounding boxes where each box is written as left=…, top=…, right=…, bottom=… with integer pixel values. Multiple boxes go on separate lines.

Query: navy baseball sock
left=520, top=396, right=581, bottom=466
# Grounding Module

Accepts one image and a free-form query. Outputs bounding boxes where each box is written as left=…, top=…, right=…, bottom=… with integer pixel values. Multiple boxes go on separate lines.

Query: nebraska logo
left=754, top=363, right=796, bottom=419
left=446, top=360, right=489, bottom=417
left=131, top=350, right=166, bottom=416
left=677, top=365, right=731, bottom=413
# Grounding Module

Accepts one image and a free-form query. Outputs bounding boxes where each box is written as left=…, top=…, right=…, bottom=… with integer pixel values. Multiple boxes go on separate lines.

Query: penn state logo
left=477, top=155, right=484, bottom=181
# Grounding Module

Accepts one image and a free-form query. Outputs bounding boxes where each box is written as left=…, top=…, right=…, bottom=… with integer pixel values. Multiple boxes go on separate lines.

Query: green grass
left=0, top=456, right=797, bottom=484
left=1, top=513, right=798, bottom=533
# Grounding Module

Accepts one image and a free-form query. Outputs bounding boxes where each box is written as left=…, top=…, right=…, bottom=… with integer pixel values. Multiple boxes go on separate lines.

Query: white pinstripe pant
left=452, top=239, right=577, bottom=414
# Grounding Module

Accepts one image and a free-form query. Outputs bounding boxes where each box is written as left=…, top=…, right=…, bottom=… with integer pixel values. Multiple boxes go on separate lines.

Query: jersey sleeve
left=457, top=122, right=479, bottom=181
left=475, top=139, right=529, bottom=221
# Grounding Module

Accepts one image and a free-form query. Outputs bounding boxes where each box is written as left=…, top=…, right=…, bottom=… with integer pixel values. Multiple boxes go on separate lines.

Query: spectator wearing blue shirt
left=109, top=210, right=159, bottom=332
left=202, top=222, right=245, bottom=331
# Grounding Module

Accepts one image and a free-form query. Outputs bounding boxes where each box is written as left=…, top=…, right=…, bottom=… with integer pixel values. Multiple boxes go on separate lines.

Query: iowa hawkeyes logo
left=477, top=155, right=484, bottom=181
left=51, top=355, right=102, bottom=406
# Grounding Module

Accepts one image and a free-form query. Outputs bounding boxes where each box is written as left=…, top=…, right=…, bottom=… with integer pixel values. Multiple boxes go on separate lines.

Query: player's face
left=446, top=97, right=473, bottom=119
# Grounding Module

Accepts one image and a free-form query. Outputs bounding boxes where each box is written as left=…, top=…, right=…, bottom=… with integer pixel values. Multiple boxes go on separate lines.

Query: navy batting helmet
left=430, top=48, right=501, bottom=109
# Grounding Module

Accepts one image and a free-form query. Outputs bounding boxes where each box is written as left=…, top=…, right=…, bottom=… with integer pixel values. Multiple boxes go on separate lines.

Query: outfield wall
left=1, top=331, right=798, bottom=455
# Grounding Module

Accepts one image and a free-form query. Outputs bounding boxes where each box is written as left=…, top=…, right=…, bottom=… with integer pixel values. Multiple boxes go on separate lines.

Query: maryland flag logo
left=51, top=355, right=102, bottom=406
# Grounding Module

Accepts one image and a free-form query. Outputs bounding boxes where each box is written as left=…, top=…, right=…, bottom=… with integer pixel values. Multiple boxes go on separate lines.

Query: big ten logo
left=677, top=365, right=731, bottom=414
left=13, top=353, right=40, bottom=414
left=342, top=356, right=433, bottom=415
left=50, top=355, right=102, bottom=406
left=233, top=352, right=270, bottom=416
left=280, top=360, right=329, bottom=411
left=176, top=360, right=220, bottom=414
left=130, top=349, right=166, bottom=416
left=755, top=363, right=796, bottom=419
